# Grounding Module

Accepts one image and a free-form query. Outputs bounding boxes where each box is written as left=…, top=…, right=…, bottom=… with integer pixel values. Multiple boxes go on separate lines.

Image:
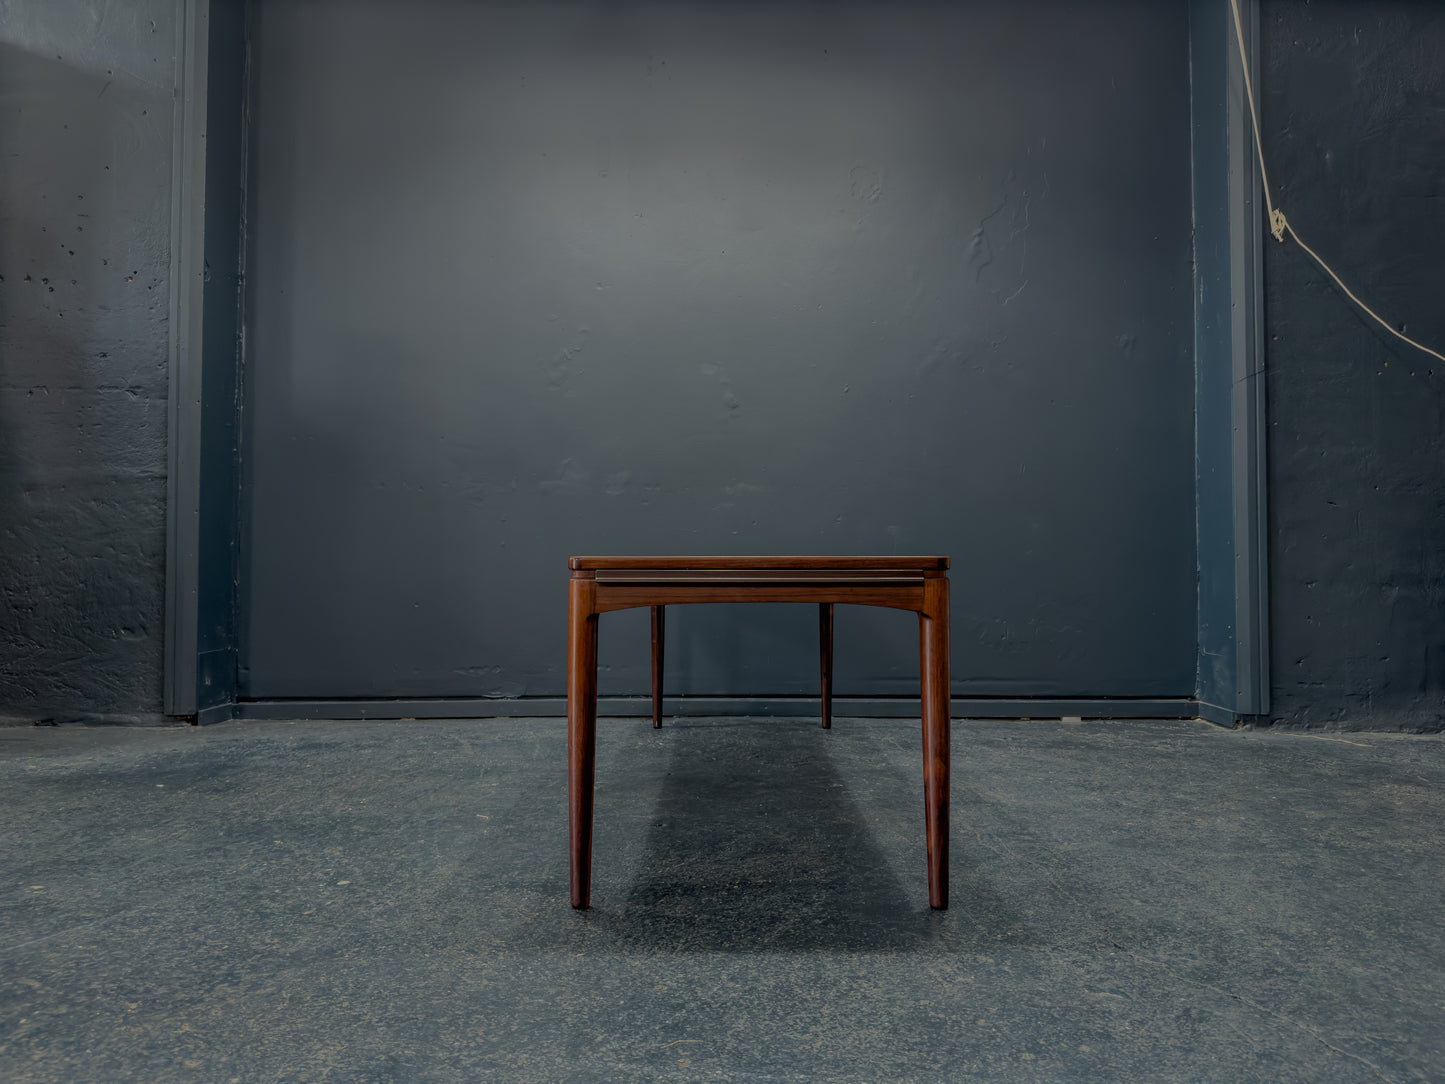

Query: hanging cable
left=1227, top=0, right=1445, bottom=366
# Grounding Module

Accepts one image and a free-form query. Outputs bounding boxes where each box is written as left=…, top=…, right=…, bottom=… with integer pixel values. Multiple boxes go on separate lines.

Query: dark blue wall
left=1192, top=0, right=1269, bottom=721
left=191, top=0, right=248, bottom=713
left=3, top=1, right=1440, bottom=730
left=1262, top=1, right=1445, bottom=730
left=239, top=0, right=1199, bottom=703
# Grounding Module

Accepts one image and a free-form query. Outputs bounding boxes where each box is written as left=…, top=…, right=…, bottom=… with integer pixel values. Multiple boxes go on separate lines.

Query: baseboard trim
left=226, top=696, right=1204, bottom=723
left=1195, top=700, right=1240, bottom=727
left=196, top=701, right=237, bottom=727
left=1, top=712, right=188, bottom=727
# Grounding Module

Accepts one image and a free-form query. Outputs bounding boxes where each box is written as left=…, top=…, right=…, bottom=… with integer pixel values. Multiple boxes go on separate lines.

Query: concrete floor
left=1, top=716, right=1442, bottom=1083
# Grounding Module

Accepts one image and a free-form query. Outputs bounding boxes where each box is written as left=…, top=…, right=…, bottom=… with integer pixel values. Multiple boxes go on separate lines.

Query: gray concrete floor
left=1, top=716, right=1442, bottom=1083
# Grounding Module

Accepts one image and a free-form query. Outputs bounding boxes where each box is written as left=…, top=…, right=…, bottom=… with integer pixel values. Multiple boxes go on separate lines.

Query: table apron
left=593, top=570, right=926, bottom=584
left=593, top=583, right=928, bottom=613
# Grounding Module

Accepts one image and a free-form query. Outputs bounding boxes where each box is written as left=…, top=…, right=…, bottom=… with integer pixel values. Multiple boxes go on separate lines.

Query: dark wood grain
left=919, top=575, right=951, bottom=910
left=595, top=570, right=923, bottom=584
left=571, top=555, right=949, bottom=571
left=566, top=555, right=951, bottom=911
left=819, top=602, right=833, bottom=730
left=651, top=605, right=665, bottom=729
left=593, top=583, right=927, bottom=613
left=567, top=575, right=599, bottom=909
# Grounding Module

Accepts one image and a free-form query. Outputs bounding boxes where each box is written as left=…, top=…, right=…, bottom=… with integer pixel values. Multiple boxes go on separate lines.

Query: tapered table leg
left=819, top=603, right=834, bottom=729
left=651, top=605, right=665, bottom=728
left=569, top=576, right=599, bottom=909
left=919, top=576, right=950, bottom=909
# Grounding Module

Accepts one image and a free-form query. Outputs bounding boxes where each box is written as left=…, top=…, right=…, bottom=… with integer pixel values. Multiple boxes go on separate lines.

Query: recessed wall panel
left=241, top=0, right=1197, bottom=699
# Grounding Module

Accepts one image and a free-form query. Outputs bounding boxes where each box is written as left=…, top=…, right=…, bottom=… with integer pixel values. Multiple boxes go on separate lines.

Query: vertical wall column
left=1190, top=0, right=1270, bottom=723
left=165, top=0, right=247, bottom=722
left=163, top=0, right=209, bottom=718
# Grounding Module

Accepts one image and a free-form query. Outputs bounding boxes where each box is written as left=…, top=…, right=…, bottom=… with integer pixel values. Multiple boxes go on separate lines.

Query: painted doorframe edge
left=1230, top=0, right=1270, bottom=717
left=164, top=0, right=210, bottom=717
left=1191, top=0, right=1270, bottom=721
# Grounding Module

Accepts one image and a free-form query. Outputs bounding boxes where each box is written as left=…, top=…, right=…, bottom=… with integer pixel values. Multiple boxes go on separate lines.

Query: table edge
left=569, top=555, right=949, bottom=571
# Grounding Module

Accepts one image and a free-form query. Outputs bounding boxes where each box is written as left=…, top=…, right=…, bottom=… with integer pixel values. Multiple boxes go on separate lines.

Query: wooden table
left=568, top=556, right=951, bottom=910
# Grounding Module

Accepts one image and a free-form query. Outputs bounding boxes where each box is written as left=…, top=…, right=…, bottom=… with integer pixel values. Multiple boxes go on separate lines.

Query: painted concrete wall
left=2, top=1, right=1440, bottom=729
left=1262, top=2, right=1445, bottom=730
left=240, top=0, right=1199, bottom=701
left=0, top=1, right=178, bottom=721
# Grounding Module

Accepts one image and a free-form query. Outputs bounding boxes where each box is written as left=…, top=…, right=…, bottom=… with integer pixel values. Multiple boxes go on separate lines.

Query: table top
left=569, top=555, right=948, bottom=571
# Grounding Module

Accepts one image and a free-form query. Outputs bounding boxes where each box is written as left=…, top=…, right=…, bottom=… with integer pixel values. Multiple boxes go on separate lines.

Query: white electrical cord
left=1228, top=0, right=1445, bottom=366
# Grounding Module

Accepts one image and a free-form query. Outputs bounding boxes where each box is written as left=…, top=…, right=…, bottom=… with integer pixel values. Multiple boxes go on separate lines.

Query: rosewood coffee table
left=567, top=555, right=951, bottom=910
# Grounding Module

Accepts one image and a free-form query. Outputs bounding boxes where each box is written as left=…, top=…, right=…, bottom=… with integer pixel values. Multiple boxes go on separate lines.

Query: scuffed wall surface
left=0, top=1, right=177, bottom=720
left=1262, top=2, right=1445, bottom=730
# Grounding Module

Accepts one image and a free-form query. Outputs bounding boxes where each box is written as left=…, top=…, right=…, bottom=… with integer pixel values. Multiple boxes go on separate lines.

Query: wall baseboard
left=1195, top=700, right=1240, bottom=727
left=223, top=696, right=1209, bottom=724
left=1, top=712, right=190, bottom=728
left=196, top=701, right=237, bottom=727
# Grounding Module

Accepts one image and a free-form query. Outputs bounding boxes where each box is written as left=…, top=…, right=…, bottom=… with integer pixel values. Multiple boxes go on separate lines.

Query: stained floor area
left=2, top=716, right=1442, bottom=1083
